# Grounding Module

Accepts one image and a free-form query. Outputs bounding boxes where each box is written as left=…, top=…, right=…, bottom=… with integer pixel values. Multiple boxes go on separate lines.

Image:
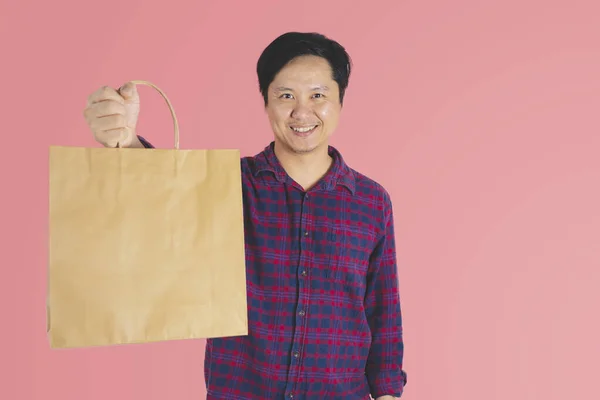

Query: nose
left=291, top=101, right=312, bottom=120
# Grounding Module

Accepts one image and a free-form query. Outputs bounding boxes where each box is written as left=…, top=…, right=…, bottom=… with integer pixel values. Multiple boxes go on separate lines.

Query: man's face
left=265, top=55, right=342, bottom=155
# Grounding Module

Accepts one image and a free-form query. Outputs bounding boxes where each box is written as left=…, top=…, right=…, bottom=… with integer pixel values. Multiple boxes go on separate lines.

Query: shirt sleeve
left=137, top=135, right=155, bottom=148
left=364, top=192, right=407, bottom=398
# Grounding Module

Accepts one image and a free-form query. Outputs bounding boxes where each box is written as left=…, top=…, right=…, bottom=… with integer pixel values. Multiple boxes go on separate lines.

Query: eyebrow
left=274, top=85, right=330, bottom=92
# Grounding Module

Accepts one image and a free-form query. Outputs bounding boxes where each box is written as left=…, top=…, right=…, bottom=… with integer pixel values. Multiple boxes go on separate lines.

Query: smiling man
left=83, top=31, right=407, bottom=400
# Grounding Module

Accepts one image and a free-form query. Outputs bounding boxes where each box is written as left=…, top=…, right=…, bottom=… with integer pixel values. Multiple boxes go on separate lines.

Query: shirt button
left=289, top=394, right=294, bottom=399
left=301, top=270, right=307, bottom=276
left=299, top=310, right=305, bottom=316
left=304, top=231, right=309, bottom=237
left=293, top=351, right=300, bottom=358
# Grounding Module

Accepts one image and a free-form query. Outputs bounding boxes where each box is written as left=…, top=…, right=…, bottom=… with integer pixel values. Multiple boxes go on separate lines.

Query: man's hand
left=83, top=82, right=143, bottom=148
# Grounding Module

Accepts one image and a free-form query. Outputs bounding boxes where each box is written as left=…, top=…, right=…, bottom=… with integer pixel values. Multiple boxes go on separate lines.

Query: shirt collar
left=253, top=141, right=356, bottom=195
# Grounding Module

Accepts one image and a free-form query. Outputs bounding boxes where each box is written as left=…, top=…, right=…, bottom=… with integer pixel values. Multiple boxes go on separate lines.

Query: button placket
left=284, top=190, right=312, bottom=398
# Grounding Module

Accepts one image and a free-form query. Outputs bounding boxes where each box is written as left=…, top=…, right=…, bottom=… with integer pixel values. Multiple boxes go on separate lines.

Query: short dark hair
left=256, top=32, right=352, bottom=106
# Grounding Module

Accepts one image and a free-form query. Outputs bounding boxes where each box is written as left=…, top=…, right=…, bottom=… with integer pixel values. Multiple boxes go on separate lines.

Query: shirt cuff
left=368, top=369, right=407, bottom=398
left=137, top=135, right=154, bottom=148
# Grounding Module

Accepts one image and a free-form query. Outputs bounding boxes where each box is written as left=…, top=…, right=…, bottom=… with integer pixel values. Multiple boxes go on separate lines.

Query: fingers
left=84, top=99, right=126, bottom=119
left=83, top=100, right=128, bottom=137
left=118, top=81, right=139, bottom=102
left=95, top=128, right=130, bottom=148
left=89, top=114, right=127, bottom=134
left=83, top=83, right=140, bottom=148
left=86, top=86, right=125, bottom=107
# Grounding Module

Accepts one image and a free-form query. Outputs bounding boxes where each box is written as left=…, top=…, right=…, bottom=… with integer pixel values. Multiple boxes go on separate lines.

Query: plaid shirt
left=139, top=137, right=407, bottom=399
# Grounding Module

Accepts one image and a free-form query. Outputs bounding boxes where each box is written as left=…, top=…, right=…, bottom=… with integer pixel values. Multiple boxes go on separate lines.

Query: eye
left=279, top=93, right=293, bottom=99
left=312, top=93, right=324, bottom=99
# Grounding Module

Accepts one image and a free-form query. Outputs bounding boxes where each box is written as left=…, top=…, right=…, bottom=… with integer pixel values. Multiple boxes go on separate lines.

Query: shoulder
left=240, top=155, right=253, bottom=170
left=240, top=145, right=269, bottom=174
left=345, top=167, right=395, bottom=241
left=350, top=167, right=393, bottom=209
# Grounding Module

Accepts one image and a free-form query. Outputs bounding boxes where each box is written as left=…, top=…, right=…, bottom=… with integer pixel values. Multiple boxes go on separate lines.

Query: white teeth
left=292, top=126, right=316, bottom=133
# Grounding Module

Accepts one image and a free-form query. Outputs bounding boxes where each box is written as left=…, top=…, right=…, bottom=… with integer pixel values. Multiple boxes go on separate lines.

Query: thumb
left=118, top=81, right=139, bottom=102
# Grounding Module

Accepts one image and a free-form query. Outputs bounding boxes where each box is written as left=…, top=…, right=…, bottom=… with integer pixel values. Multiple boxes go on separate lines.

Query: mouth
left=289, top=125, right=318, bottom=137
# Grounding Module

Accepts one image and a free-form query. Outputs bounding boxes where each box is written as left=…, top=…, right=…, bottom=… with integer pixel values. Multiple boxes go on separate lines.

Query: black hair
left=256, top=32, right=352, bottom=106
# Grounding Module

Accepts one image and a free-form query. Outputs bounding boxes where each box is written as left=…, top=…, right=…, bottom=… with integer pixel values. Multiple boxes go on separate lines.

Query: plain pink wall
left=1, top=0, right=599, bottom=399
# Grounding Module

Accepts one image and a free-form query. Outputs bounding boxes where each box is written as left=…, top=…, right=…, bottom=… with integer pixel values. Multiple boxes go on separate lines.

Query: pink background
left=1, top=0, right=599, bottom=399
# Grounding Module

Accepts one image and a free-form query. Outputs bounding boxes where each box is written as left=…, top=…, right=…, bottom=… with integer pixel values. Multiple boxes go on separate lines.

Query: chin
left=288, top=137, right=324, bottom=154
left=290, top=145, right=318, bottom=154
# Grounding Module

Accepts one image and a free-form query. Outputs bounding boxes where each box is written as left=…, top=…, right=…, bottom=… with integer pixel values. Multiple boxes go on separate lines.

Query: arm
left=364, top=192, right=407, bottom=399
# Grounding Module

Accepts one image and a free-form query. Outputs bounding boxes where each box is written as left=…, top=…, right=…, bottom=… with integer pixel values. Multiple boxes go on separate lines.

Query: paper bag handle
left=129, top=80, right=180, bottom=149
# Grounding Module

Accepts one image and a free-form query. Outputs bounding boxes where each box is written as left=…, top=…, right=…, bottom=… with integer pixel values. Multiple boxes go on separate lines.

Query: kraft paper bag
left=47, top=80, right=248, bottom=348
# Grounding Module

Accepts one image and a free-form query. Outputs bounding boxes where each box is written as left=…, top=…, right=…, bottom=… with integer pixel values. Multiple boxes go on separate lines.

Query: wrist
left=128, top=133, right=144, bottom=148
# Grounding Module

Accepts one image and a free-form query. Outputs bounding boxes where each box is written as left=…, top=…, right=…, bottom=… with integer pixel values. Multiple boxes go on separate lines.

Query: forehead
left=271, top=55, right=336, bottom=88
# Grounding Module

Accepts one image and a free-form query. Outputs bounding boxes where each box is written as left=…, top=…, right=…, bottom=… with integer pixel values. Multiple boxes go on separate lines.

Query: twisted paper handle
left=129, top=80, right=180, bottom=149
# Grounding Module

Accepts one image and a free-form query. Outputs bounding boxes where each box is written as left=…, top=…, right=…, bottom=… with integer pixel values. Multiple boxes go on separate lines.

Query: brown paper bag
left=47, top=80, right=248, bottom=348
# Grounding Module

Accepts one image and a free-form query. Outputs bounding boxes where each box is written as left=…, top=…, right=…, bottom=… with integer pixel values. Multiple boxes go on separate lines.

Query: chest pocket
left=326, top=225, right=374, bottom=285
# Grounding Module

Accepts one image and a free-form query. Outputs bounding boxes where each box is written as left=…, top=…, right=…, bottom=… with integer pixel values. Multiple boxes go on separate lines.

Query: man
left=83, top=32, right=407, bottom=400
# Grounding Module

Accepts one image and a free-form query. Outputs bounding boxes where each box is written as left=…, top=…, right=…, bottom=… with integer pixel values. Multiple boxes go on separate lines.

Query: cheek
left=267, top=106, right=291, bottom=126
left=317, top=103, right=340, bottom=123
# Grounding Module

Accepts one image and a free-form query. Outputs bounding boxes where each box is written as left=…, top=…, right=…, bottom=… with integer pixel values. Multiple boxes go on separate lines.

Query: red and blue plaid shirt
left=140, top=137, right=407, bottom=399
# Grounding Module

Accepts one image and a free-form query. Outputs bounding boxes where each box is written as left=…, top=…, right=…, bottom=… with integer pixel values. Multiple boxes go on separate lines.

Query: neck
left=274, top=141, right=333, bottom=191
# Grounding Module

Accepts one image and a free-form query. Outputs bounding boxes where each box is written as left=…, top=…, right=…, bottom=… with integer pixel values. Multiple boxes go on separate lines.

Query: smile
left=290, top=125, right=318, bottom=135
